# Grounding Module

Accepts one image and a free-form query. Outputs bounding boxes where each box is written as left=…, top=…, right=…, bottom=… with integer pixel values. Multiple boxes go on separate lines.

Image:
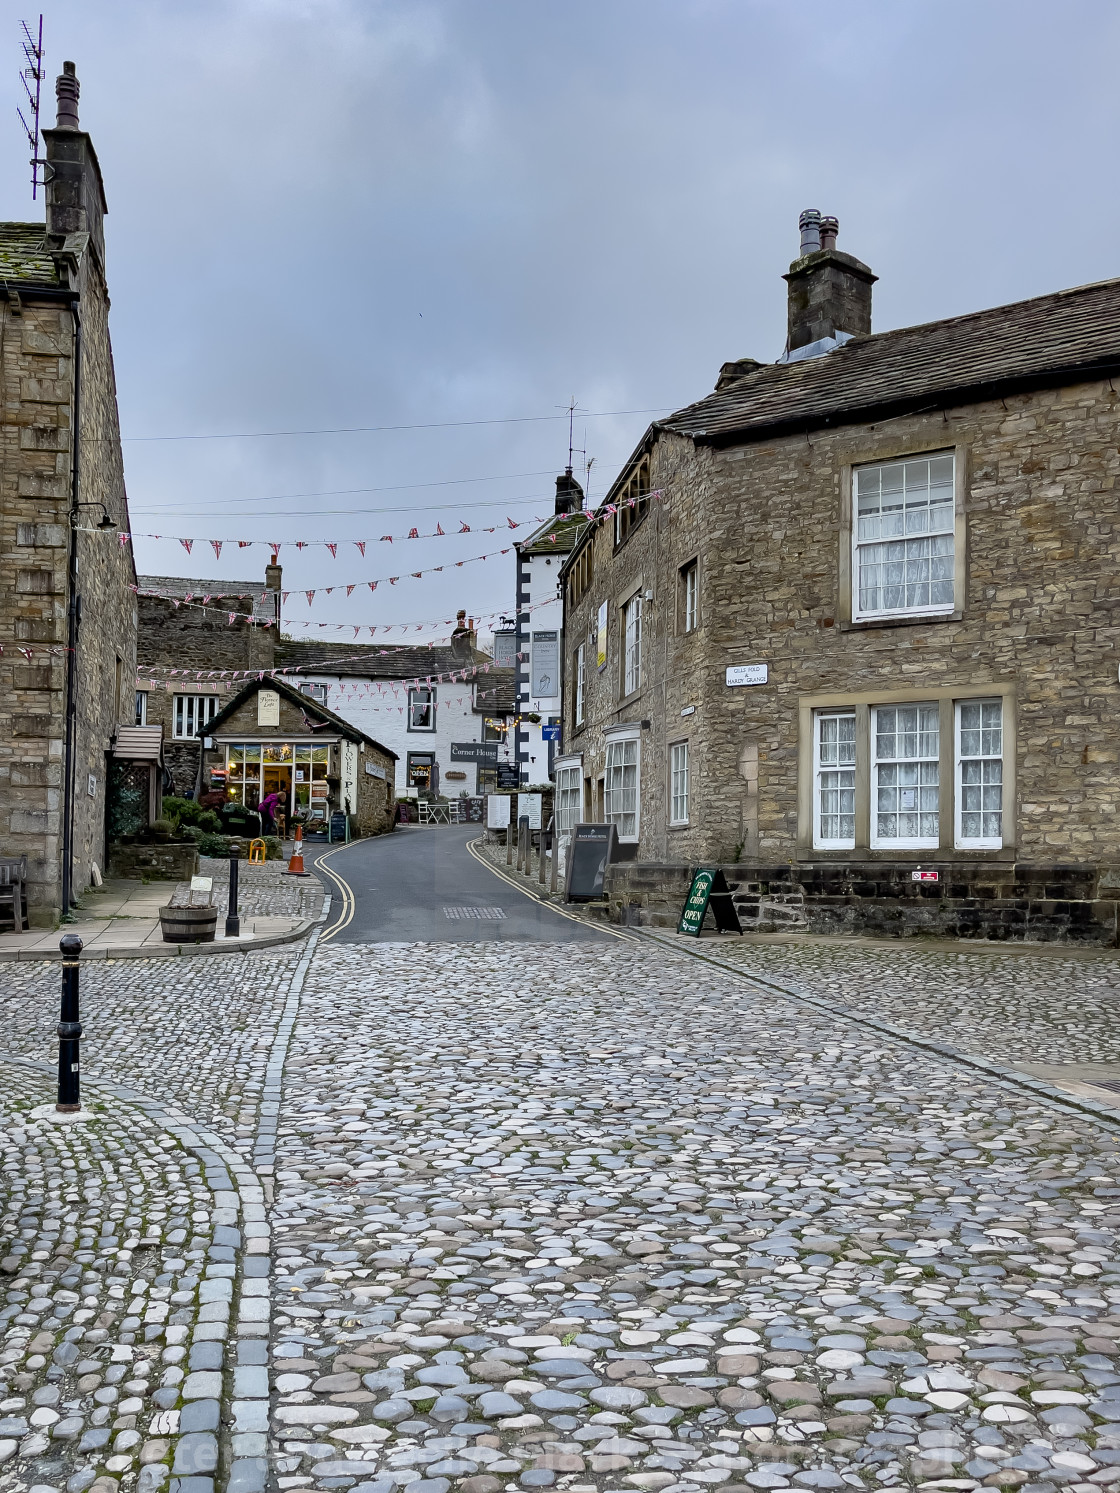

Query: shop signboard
left=451, top=741, right=499, bottom=762
left=678, top=868, right=742, bottom=936
left=565, top=822, right=616, bottom=902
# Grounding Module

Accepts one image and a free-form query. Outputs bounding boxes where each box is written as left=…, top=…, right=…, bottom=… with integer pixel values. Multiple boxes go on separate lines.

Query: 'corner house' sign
left=726, top=663, right=768, bottom=687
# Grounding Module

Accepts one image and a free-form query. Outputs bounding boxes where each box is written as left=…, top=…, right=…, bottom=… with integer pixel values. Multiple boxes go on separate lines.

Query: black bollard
left=57, top=933, right=83, bottom=1113
left=226, top=845, right=240, bottom=939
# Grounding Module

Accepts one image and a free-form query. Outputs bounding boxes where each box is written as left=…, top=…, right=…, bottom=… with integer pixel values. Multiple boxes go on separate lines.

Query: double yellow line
left=313, top=842, right=359, bottom=942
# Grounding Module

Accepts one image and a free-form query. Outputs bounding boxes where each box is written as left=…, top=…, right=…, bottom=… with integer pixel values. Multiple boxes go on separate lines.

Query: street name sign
left=726, top=663, right=768, bottom=687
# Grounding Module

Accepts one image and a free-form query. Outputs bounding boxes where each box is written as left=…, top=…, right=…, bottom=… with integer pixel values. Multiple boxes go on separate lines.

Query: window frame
left=797, top=684, right=1015, bottom=859
left=573, top=643, right=585, bottom=726
left=851, top=449, right=957, bottom=624
left=669, top=740, right=690, bottom=826
left=841, top=443, right=966, bottom=629
left=603, top=730, right=640, bottom=842
left=300, top=682, right=329, bottom=705
left=407, top=686, right=436, bottom=732
left=622, top=594, right=642, bottom=697
left=870, top=702, right=941, bottom=851
left=955, top=698, right=1004, bottom=850
left=134, top=690, right=148, bottom=727
left=554, top=761, right=582, bottom=836
left=613, top=457, right=651, bottom=549
left=813, top=710, right=856, bottom=850
left=173, top=693, right=219, bottom=740
left=680, top=559, right=698, bottom=633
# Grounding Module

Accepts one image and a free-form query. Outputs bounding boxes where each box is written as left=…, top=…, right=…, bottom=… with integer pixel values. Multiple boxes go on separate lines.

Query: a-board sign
left=487, top=794, right=511, bottom=829
left=565, top=822, right=617, bottom=902
left=328, top=810, right=349, bottom=844
left=462, top=796, right=486, bottom=822
left=451, top=741, right=498, bottom=763
left=679, top=868, right=743, bottom=936
left=516, top=792, right=542, bottom=829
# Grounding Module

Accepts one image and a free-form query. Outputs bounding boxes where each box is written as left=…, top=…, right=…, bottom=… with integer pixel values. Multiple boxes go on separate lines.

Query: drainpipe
left=60, top=297, right=82, bottom=913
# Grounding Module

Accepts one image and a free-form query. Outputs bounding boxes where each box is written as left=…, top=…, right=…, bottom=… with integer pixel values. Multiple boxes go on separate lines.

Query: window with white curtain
left=134, top=691, right=148, bottom=726
left=854, top=451, right=955, bottom=619
left=173, top=694, right=219, bottom=740
left=604, top=736, right=640, bottom=839
left=555, top=764, right=581, bottom=835
left=574, top=644, right=585, bottom=725
left=669, top=741, right=690, bottom=825
left=872, top=704, right=940, bottom=848
left=814, top=712, right=856, bottom=848
left=956, top=699, right=1003, bottom=848
left=623, top=595, right=642, bottom=695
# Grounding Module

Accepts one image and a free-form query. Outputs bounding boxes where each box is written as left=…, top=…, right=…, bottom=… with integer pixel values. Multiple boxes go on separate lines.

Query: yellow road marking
left=465, top=836, right=637, bottom=942
left=314, top=842, right=359, bottom=942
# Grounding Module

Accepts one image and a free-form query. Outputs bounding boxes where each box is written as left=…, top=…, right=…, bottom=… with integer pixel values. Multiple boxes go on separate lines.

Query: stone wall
left=600, top=859, right=1120, bottom=945
left=0, top=262, right=135, bottom=922
left=107, top=841, right=199, bottom=882
left=564, top=378, right=1120, bottom=907
left=137, top=588, right=278, bottom=795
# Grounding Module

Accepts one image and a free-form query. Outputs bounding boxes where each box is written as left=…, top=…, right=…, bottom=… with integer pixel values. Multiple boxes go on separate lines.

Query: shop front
left=199, top=679, right=398, bottom=840
left=224, top=742, right=331, bottom=828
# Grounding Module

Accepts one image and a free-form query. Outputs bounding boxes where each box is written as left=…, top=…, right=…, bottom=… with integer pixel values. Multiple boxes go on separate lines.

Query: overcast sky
left=3, top=0, right=1118, bottom=643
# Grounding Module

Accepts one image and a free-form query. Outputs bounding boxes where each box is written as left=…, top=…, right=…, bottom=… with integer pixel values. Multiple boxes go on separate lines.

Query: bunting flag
left=327, top=543, right=337, bottom=557
left=211, top=540, right=223, bottom=559
left=355, top=541, right=366, bottom=556
left=179, top=539, right=193, bottom=554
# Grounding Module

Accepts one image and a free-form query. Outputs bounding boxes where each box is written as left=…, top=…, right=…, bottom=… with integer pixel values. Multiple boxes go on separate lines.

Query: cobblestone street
left=5, top=929, right=1120, bottom=1493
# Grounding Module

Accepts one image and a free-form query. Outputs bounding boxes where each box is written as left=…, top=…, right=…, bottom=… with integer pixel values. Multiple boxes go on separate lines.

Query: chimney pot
left=819, top=215, right=839, bottom=252
left=798, top=209, right=822, bottom=257
left=56, top=61, right=80, bottom=130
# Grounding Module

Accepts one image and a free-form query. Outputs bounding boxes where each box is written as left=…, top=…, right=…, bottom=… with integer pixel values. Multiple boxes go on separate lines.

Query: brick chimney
left=265, top=559, right=282, bottom=592
left=782, top=210, right=876, bottom=362
left=554, top=468, right=585, bottom=516
left=42, top=62, right=107, bottom=273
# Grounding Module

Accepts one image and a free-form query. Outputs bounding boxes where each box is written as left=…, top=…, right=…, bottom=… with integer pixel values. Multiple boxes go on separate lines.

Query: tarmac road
left=309, top=823, right=617, bottom=943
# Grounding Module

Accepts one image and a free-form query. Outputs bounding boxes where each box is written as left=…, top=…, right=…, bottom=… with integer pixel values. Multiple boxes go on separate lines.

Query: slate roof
left=204, top=675, right=397, bottom=758
left=473, top=668, right=516, bottom=716
left=0, top=222, right=59, bottom=289
left=663, top=275, right=1120, bottom=447
left=275, top=638, right=490, bottom=682
left=517, top=512, right=590, bottom=555
left=137, top=575, right=279, bottom=624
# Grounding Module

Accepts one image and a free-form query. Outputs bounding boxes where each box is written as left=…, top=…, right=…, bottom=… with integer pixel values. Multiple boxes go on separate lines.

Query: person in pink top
left=258, top=791, right=283, bottom=834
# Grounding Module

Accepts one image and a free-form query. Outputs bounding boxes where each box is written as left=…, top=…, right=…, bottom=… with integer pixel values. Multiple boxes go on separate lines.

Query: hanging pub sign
left=678, top=868, right=743, bottom=936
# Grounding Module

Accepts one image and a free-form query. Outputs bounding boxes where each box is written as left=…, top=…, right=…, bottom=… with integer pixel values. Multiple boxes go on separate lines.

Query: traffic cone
left=283, top=822, right=309, bottom=877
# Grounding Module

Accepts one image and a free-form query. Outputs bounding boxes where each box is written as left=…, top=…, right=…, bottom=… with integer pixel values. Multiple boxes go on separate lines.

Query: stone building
left=200, top=677, right=397, bottom=838
left=560, top=211, right=1120, bottom=942
left=0, top=63, right=136, bottom=921
left=134, top=564, right=282, bottom=794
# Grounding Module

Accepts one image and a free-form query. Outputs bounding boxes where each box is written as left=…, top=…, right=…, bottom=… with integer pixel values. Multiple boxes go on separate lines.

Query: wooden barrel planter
left=159, top=905, right=218, bottom=944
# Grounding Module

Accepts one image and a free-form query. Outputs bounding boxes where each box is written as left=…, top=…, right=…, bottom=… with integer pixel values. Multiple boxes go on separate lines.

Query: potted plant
left=159, top=901, right=218, bottom=943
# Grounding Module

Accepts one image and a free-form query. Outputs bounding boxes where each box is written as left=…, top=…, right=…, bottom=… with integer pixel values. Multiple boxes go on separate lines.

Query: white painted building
left=276, top=629, right=515, bottom=797
left=513, top=471, right=589, bottom=785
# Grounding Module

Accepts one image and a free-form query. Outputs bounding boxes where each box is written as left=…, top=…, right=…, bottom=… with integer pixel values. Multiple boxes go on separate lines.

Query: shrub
left=198, top=832, right=231, bottom=858
left=198, top=809, right=222, bottom=834
left=264, top=836, right=283, bottom=861
left=179, top=825, right=203, bottom=844
left=163, top=796, right=203, bottom=827
left=151, top=818, right=174, bottom=836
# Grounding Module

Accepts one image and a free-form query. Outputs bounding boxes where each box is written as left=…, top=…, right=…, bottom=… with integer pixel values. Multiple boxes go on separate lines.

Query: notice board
left=678, top=868, right=742, bottom=935
left=516, top=792, right=542, bottom=829
left=487, top=794, right=511, bottom=829
left=565, top=822, right=616, bottom=902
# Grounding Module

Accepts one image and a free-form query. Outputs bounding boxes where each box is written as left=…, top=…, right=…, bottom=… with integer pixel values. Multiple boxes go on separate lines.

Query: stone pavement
left=0, top=864, right=324, bottom=962
left=5, top=931, right=1120, bottom=1493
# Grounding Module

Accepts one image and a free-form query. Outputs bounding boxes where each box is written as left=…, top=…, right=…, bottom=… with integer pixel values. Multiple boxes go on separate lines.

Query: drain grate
left=443, top=906, right=507, bottom=920
left=1090, top=1079, right=1120, bottom=1094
